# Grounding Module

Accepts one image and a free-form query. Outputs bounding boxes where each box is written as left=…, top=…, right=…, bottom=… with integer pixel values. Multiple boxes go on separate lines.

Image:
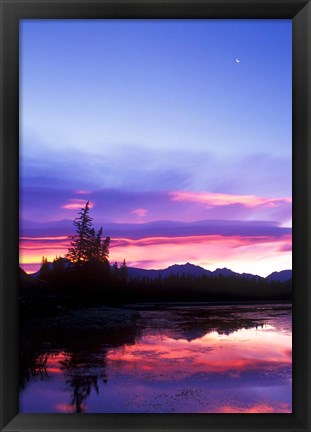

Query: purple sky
left=20, top=20, right=292, bottom=276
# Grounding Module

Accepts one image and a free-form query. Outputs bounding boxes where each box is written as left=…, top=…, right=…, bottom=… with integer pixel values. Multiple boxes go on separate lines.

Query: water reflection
left=20, top=304, right=292, bottom=413
left=20, top=350, right=49, bottom=390
left=20, top=322, right=139, bottom=413
left=59, top=350, right=108, bottom=413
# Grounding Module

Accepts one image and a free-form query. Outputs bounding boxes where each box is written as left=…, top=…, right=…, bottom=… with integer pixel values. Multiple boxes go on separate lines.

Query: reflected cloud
left=20, top=305, right=292, bottom=413
left=107, top=330, right=292, bottom=376
left=215, top=402, right=291, bottom=413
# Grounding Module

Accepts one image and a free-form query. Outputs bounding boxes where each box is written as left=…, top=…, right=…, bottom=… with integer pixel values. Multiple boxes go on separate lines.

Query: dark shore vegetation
left=20, top=201, right=292, bottom=328
left=20, top=262, right=291, bottom=318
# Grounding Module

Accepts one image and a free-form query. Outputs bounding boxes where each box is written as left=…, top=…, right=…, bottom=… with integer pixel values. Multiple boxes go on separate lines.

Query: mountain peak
left=213, top=267, right=236, bottom=276
left=266, top=269, right=292, bottom=282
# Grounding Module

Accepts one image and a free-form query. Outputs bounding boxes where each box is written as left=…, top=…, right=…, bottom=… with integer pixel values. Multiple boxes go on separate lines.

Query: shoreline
left=21, top=305, right=141, bottom=335
left=124, top=300, right=292, bottom=309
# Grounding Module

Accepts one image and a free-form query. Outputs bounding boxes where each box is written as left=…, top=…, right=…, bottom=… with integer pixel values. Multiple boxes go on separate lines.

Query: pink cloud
left=19, top=234, right=292, bottom=277
left=110, top=234, right=292, bottom=249
left=20, top=236, right=70, bottom=251
left=169, top=191, right=292, bottom=208
left=74, top=189, right=91, bottom=195
left=278, top=241, right=292, bottom=252
left=62, top=199, right=95, bottom=210
left=131, top=208, right=148, bottom=218
left=19, top=236, right=70, bottom=272
left=21, top=236, right=68, bottom=241
left=109, top=234, right=291, bottom=276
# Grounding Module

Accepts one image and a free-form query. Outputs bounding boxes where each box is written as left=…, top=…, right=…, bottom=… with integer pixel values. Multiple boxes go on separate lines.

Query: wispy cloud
left=74, top=189, right=91, bottom=195
left=20, top=227, right=292, bottom=277
left=21, top=129, right=292, bottom=198
left=21, top=218, right=291, bottom=240
left=21, top=186, right=292, bottom=228
left=62, top=199, right=94, bottom=210
left=169, top=191, right=292, bottom=208
left=131, top=208, right=149, bottom=221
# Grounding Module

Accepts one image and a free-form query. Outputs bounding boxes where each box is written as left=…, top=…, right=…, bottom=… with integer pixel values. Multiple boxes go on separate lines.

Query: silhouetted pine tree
left=53, top=256, right=67, bottom=274
left=101, top=236, right=110, bottom=263
left=112, top=262, right=119, bottom=279
left=120, top=259, right=128, bottom=282
left=39, top=256, right=50, bottom=279
left=94, top=227, right=103, bottom=261
left=86, top=228, right=97, bottom=261
left=66, top=201, right=93, bottom=265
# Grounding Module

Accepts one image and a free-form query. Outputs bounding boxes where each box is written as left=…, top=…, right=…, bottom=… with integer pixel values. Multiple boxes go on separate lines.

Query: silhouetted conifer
left=66, top=201, right=93, bottom=265
left=39, top=256, right=50, bottom=279
left=120, top=259, right=128, bottom=282
left=113, top=262, right=119, bottom=279
left=101, top=236, right=110, bottom=263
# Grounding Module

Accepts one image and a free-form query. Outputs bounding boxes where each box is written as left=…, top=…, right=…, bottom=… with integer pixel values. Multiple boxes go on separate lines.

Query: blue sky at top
left=20, top=20, right=291, bottom=195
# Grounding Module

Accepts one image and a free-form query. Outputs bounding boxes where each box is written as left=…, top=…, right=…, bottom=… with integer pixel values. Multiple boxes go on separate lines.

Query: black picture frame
left=0, top=0, right=310, bottom=431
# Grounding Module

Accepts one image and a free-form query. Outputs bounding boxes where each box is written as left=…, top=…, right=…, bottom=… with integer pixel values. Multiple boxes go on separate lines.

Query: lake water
left=20, top=303, right=292, bottom=413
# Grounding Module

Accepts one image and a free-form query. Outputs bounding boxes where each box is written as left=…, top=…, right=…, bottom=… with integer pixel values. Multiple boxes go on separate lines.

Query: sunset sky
left=20, top=19, right=292, bottom=276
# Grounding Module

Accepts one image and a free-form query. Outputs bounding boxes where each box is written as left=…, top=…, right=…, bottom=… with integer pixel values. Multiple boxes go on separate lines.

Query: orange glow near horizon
left=19, top=236, right=70, bottom=272
left=19, top=233, right=292, bottom=276
left=109, top=233, right=292, bottom=276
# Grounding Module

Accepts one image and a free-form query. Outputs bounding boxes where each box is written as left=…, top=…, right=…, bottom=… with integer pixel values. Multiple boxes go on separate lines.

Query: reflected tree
left=59, top=350, right=108, bottom=413
left=20, top=346, right=49, bottom=391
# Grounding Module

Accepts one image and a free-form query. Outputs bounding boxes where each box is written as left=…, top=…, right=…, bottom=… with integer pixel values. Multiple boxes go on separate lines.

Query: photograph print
left=19, top=19, right=292, bottom=413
